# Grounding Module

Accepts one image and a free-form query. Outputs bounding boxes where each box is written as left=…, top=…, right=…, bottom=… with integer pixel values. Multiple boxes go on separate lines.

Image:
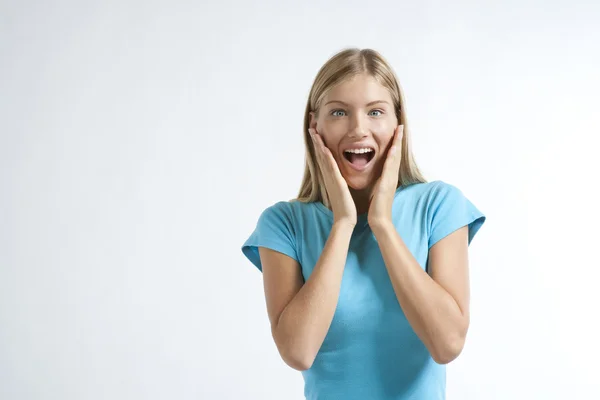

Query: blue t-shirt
left=241, top=180, right=486, bottom=400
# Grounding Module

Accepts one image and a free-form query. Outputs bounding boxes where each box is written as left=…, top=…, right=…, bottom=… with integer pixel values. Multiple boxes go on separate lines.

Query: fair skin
left=259, top=73, right=470, bottom=370
left=310, top=74, right=398, bottom=217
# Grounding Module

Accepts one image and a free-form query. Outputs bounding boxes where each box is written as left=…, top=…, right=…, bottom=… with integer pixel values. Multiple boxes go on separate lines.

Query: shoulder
left=257, top=200, right=296, bottom=226
left=423, top=180, right=471, bottom=212
left=257, top=199, right=318, bottom=230
left=243, top=201, right=304, bottom=270
left=259, top=199, right=311, bottom=219
left=399, top=180, right=468, bottom=215
left=399, top=180, right=460, bottom=200
left=427, top=180, right=463, bottom=198
left=422, top=180, right=486, bottom=246
left=260, top=200, right=293, bottom=216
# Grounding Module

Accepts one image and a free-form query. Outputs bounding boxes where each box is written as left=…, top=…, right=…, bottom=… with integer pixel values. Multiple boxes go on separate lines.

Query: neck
left=349, top=185, right=374, bottom=215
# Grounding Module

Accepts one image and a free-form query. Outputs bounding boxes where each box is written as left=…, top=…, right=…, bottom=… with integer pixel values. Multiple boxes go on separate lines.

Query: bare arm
left=259, top=221, right=354, bottom=371
left=371, top=222, right=471, bottom=364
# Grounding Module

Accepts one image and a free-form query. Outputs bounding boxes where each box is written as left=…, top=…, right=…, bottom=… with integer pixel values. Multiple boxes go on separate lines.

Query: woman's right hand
left=309, top=128, right=357, bottom=228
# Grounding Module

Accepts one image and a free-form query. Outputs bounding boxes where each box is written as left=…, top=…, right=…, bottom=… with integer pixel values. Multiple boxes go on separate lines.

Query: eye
left=369, top=109, right=384, bottom=117
left=330, top=109, right=346, bottom=117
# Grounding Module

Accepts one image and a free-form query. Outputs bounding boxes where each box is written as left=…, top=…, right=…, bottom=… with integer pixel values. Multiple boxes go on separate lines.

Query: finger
left=312, top=130, right=330, bottom=164
left=310, top=130, right=335, bottom=185
left=391, top=124, right=403, bottom=153
left=318, top=137, right=336, bottom=169
left=312, top=130, right=345, bottom=181
left=396, top=124, right=404, bottom=144
left=390, top=125, right=403, bottom=164
left=382, top=126, right=403, bottom=181
left=310, top=129, right=325, bottom=165
left=309, top=129, right=325, bottom=166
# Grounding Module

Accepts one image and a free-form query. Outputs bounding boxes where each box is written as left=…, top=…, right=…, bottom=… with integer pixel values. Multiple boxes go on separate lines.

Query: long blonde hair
left=295, top=48, right=427, bottom=207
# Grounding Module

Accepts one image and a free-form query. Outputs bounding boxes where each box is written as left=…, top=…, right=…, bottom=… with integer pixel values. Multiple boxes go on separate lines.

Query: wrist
left=332, top=219, right=356, bottom=233
left=368, top=218, right=394, bottom=234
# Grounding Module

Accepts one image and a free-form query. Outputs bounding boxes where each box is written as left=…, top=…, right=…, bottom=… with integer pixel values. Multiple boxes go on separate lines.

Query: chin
left=345, top=175, right=374, bottom=191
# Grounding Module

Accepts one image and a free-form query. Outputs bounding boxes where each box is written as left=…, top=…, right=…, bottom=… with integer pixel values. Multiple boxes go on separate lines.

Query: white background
left=1, top=0, right=599, bottom=399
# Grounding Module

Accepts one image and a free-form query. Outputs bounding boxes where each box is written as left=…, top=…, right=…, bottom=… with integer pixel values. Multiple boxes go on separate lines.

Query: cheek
left=321, top=120, right=347, bottom=137
left=375, top=131, right=395, bottom=151
left=373, top=119, right=396, bottom=140
left=319, top=126, right=344, bottom=148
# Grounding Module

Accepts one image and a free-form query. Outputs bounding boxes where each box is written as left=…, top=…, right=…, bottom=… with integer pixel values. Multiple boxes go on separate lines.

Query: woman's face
left=310, top=73, right=398, bottom=192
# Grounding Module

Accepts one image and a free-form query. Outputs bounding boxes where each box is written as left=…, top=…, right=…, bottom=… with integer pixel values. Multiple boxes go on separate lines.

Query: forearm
left=275, top=222, right=354, bottom=370
left=371, top=221, right=468, bottom=364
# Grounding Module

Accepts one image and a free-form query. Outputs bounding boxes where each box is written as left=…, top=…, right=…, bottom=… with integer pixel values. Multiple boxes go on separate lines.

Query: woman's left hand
left=368, top=124, right=404, bottom=228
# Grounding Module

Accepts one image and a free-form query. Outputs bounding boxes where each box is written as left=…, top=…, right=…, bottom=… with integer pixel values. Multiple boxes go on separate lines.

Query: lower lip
left=343, top=154, right=375, bottom=172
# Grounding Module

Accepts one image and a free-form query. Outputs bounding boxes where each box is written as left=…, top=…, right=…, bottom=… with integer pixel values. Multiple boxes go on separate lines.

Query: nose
left=348, top=113, right=368, bottom=138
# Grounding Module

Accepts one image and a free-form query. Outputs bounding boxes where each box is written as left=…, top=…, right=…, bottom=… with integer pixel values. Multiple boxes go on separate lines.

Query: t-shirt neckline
left=314, top=185, right=406, bottom=228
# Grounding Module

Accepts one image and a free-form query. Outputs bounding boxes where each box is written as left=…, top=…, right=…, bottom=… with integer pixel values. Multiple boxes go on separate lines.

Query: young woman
left=241, top=48, right=486, bottom=400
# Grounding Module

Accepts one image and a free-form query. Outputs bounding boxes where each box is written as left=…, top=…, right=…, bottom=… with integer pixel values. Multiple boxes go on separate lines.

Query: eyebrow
left=324, top=100, right=390, bottom=107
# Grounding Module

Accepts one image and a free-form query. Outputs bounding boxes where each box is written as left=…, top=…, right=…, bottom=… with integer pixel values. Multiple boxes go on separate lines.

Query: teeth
left=344, top=148, right=373, bottom=154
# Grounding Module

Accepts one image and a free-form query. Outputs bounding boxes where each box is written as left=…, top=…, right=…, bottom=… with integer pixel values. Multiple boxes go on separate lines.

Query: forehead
left=323, top=74, right=391, bottom=105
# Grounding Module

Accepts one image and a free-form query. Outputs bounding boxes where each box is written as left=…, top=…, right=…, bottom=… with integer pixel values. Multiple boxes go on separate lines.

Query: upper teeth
left=345, top=148, right=373, bottom=154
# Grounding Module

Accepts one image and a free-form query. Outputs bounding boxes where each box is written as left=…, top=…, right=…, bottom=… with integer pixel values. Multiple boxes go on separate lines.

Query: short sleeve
left=427, top=181, right=486, bottom=249
left=241, top=202, right=299, bottom=272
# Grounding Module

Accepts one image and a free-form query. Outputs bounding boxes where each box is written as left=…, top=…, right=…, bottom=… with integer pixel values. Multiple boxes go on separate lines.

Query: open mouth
left=343, top=148, right=375, bottom=171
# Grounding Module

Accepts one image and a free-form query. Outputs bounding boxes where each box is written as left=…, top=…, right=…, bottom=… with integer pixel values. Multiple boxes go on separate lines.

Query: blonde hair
left=295, top=48, right=427, bottom=207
